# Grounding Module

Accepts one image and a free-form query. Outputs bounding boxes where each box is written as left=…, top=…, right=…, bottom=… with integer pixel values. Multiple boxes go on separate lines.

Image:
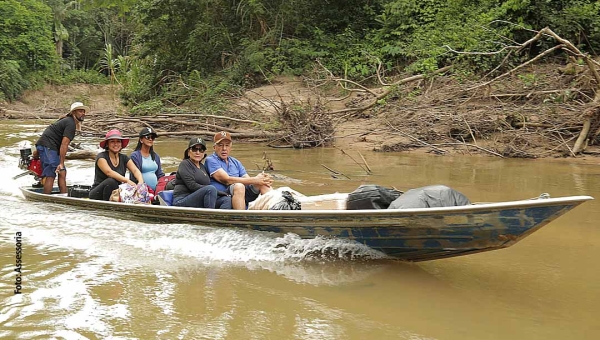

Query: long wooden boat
left=20, top=186, right=593, bottom=262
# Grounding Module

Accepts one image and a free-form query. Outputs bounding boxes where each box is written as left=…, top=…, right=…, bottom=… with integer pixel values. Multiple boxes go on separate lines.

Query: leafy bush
left=54, top=70, right=110, bottom=85
left=0, top=0, right=57, bottom=72
left=129, top=98, right=165, bottom=116
left=0, top=60, right=27, bottom=102
left=374, top=0, right=600, bottom=74
left=82, top=0, right=600, bottom=109
left=118, top=57, right=158, bottom=107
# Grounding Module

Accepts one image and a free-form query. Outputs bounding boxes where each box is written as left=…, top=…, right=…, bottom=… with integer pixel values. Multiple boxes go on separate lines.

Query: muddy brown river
left=1, top=120, right=599, bottom=339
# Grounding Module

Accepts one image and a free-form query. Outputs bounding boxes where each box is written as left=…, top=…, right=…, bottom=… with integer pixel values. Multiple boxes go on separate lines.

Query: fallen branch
left=316, top=59, right=378, bottom=96
left=336, top=148, right=371, bottom=174
left=386, top=121, right=447, bottom=155
left=466, top=44, right=564, bottom=92
left=137, top=130, right=281, bottom=139
left=326, top=66, right=452, bottom=116
left=0, top=109, right=63, bottom=119
left=358, top=151, right=373, bottom=173
left=572, top=106, right=600, bottom=154
left=321, top=164, right=351, bottom=179
left=430, top=143, right=505, bottom=158
left=557, top=133, right=576, bottom=157
left=154, top=113, right=262, bottom=125
left=66, top=149, right=97, bottom=160
left=490, top=88, right=580, bottom=99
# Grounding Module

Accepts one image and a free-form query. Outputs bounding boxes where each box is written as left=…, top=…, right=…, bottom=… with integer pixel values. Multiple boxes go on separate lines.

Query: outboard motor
left=16, top=141, right=43, bottom=185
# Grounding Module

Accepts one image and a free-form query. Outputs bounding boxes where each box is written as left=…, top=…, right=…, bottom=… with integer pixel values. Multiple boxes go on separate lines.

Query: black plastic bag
left=346, top=185, right=403, bottom=210
left=270, top=191, right=302, bottom=210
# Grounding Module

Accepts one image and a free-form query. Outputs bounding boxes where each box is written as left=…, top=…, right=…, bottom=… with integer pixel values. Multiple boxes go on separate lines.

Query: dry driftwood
left=147, top=130, right=280, bottom=139
left=455, top=27, right=600, bottom=155
left=66, top=149, right=97, bottom=160
left=377, top=27, right=597, bottom=158
left=1, top=109, right=64, bottom=119
left=317, top=61, right=453, bottom=117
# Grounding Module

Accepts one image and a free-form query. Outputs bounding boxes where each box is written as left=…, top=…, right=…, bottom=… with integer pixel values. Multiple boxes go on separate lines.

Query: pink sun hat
left=99, top=129, right=130, bottom=149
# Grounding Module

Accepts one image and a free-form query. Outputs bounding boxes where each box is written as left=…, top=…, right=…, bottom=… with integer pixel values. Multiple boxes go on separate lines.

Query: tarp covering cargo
left=388, top=185, right=470, bottom=209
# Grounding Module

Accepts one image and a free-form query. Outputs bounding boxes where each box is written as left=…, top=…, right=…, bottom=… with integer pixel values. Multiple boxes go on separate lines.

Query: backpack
left=155, top=172, right=176, bottom=195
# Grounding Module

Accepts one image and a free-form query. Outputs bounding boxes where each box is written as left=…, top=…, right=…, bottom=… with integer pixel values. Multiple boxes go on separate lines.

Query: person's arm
left=155, top=154, right=165, bottom=179
left=56, top=136, right=71, bottom=172
left=129, top=151, right=141, bottom=182
left=97, top=158, right=136, bottom=185
left=212, top=168, right=272, bottom=187
left=127, top=160, right=144, bottom=185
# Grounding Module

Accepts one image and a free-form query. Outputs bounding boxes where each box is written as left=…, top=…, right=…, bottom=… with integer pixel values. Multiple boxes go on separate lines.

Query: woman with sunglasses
left=172, top=138, right=232, bottom=209
left=130, top=127, right=165, bottom=192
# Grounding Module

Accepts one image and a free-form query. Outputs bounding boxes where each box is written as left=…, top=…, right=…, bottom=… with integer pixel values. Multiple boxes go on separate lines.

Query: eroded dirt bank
left=1, top=71, right=599, bottom=166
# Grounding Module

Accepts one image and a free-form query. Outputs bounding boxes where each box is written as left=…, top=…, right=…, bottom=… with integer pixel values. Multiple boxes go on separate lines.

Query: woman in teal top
left=130, top=127, right=165, bottom=191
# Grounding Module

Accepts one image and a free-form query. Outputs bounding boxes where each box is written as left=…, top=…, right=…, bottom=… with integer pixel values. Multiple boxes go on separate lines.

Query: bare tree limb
left=431, top=143, right=505, bottom=157
left=467, top=44, right=564, bottom=92
left=385, top=121, right=447, bottom=154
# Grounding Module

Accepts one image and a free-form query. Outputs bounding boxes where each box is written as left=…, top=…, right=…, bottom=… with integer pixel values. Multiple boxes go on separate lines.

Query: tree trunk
left=56, top=40, right=63, bottom=59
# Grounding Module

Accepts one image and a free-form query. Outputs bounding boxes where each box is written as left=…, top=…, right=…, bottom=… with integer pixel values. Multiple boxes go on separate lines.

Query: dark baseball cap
left=139, top=127, right=158, bottom=138
left=188, top=137, right=206, bottom=149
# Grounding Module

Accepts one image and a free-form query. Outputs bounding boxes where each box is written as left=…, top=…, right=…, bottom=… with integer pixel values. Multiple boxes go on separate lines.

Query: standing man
left=35, top=102, right=88, bottom=194
left=205, top=131, right=273, bottom=209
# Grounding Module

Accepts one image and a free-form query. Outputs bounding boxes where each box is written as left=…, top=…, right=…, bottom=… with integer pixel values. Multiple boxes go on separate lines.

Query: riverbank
left=1, top=77, right=599, bottom=164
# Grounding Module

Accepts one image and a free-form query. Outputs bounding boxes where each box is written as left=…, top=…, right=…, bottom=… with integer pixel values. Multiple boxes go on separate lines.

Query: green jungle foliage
left=0, top=0, right=56, bottom=100
left=0, top=0, right=56, bottom=71
left=2, top=0, right=599, bottom=109
left=0, top=60, right=27, bottom=102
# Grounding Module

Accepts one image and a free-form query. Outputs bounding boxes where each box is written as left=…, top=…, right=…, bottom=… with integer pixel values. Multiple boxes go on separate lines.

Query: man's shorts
left=226, top=184, right=260, bottom=203
left=36, top=145, right=60, bottom=178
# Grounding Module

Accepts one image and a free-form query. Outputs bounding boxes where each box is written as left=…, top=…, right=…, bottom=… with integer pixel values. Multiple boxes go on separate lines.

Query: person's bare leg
left=58, top=170, right=67, bottom=193
left=42, top=176, right=54, bottom=194
left=231, top=183, right=246, bottom=210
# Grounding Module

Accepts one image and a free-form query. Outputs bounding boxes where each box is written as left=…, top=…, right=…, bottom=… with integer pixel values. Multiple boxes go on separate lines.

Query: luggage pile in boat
left=66, top=181, right=472, bottom=211
left=247, top=184, right=471, bottom=210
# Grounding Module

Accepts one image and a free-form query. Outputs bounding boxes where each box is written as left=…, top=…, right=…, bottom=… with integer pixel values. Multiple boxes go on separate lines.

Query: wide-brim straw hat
left=100, top=129, right=130, bottom=149
left=69, top=102, right=89, bottom=115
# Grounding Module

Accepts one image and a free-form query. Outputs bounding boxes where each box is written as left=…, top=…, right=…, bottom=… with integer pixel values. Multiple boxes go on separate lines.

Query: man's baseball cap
left=214, top=131, right=232, bottom=144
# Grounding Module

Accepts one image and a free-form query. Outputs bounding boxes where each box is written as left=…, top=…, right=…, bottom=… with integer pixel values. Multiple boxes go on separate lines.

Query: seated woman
left=89, top=129, right=144, bottom=201
left=172, top=137, right=231, bottom=209
left=130, top=127, right=164, bottom=192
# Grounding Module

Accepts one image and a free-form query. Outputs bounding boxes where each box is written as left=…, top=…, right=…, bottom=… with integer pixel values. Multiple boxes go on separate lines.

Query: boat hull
left=20, top=187, right=593, bottom=261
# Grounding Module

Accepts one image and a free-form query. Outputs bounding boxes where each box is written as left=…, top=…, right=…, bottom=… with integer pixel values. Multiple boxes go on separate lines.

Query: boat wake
left=273, top=233, right=386, bottom=261
left=1, top=150, right=386, bottom=271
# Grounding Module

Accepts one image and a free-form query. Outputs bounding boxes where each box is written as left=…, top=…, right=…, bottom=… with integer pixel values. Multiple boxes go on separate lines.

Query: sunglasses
left=190, top=146, right=205, bottom=153
left=143, top=135, right=156, bottom=140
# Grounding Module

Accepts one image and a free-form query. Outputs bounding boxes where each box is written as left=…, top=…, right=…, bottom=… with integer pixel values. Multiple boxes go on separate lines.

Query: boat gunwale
left=18, top=186, right=594, bottom=261
left=19, top=186, right=594, bottom=217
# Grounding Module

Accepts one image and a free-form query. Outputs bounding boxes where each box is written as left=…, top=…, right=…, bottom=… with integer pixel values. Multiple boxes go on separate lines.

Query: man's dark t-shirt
left=36, top=116, right=76, bottom=151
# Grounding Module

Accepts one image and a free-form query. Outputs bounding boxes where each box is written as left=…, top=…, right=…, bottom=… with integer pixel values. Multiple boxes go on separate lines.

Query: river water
left=1, top=120, right=599, bottom=339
